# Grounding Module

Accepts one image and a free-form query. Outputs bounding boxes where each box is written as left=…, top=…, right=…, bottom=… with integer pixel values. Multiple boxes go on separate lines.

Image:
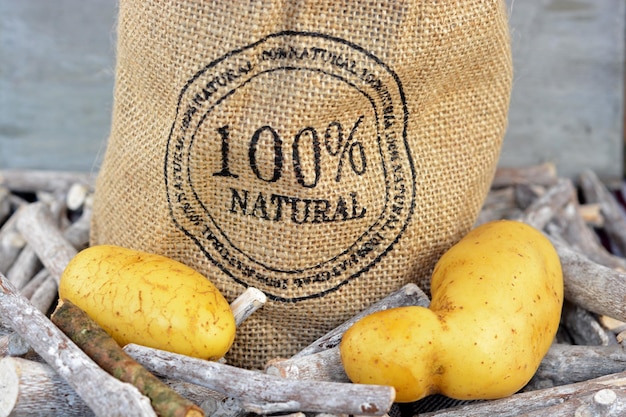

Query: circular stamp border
left=165, top=31, right=415, bottom=301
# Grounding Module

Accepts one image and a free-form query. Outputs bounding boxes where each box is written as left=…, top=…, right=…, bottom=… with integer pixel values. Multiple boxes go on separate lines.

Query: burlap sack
left=92, top=0, right=512, bottom=369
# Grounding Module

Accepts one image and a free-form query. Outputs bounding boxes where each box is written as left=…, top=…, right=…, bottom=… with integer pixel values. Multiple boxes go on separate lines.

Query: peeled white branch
left=15, top=202, right=77, bottom=283
left=124, top=343, right=395, bottom=416
left=419, top=371, right=626, bottom=417
left=549, top=238, right=626, bottom=322
left=519, top=178, right=576, bottom=230
left=0, top=169, right=94, bottom=193
left=229, top=287, right=267, bottom=326
left=579, top=169, right=626, bottom=256
left=0, top=356, right=94, bottom=417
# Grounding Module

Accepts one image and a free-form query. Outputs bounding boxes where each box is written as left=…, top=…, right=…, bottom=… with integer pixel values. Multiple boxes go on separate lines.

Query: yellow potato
left=59, top=245, right=236, bottom=360
left=340, top=220, right=563, bottom=402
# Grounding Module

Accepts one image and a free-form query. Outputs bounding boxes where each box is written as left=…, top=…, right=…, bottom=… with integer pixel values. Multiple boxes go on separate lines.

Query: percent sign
left=324, top=115, right=367, bottom=182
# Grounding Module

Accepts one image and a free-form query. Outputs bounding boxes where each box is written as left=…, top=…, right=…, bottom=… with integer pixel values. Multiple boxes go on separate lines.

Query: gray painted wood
left=0, top=0, right=116, bottom=172
left=501, top=0, right=625, bottom=180
left=1, top=0, right=623, bottom=180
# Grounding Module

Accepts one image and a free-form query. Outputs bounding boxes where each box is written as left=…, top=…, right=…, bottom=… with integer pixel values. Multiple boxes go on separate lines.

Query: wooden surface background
left=0, top=0, right=624, bottom=180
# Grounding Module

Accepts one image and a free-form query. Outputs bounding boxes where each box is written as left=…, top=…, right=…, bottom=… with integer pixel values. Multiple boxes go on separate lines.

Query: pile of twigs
left=1, top=164, right=626, bottom=417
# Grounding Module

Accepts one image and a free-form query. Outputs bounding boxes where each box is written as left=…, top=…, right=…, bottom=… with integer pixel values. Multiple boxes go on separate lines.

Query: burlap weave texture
left=92, top=0, right=513, bottom=369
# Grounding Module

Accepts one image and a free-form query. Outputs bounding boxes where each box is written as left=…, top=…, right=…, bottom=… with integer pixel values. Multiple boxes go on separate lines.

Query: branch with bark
left=51, top=300, right=204, bottom=417
left=418, top=370, right=626, bottom=417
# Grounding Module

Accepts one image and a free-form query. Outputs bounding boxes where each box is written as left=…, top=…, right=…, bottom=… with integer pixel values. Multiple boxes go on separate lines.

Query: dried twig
left=0, top=332, right=29, bottom=357
left=474, top=187, right=520, bottom=225
left=19, top=268, right=50, bottom=299
left=51, top=300, right=205, bottom=417
left=0, top=187, right=10, bottom=225
left=549, top=238, right=626, bottom=322
left=124, top=343, right=395, bottom=416
left=15, top=201, right=77, bottom=283
left=230, top=287, right=267, bottom=327
left=6, top=246, right=43, bottom=291
left=578, top=203, right=603, bottom=227
left=526, top=344, right=626, bottom=391
left=579, top=169, right=626, bottom=256
left=66, top=182, right=92, bottom=211
left=0, top=356, right=95, bottom=417
left=0, top=213, right=26, bottom=276
left=419, top=369, right=626, bottom=417
left=27, top=206, right=91, bottom=312
left=491, top=163, right=558, bottom=188
left=0, top=273, right=156, bottom=417
left=547, top=203, right=626, bottom=271
left=8, top=199, right=68, bottom=290
left=0, top=169, right=95, bottom=193
left=518, top=178, right=576, bottom=230
left=561, top=302, right=616, bottom=346
left=266, top=346, right=348, bottom=382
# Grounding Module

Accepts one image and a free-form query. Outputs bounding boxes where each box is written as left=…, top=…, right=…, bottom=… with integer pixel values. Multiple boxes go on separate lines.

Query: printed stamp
left=165, top=31, right=415, bottom=301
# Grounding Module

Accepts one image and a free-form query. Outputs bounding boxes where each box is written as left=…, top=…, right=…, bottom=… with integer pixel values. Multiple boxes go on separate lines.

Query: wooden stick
left=19, top=268, right=50, bottom=299
left=66, top=182, right=91, bottom=211
left=571, top=389, right=626, bottom=417
left=0, top=273, right=156, bottom=417
left=547, top=202, right=626, bottom=272
left=513, top=183, right=547, bottom=210
left=599, top=315, right=626, bottom=336
left=561, top=301, right=616, bottom=346
left=8, top=199, right=68, bottom=289
left=28, top=273, right=59, bottom=314
left=0, top=332, right=30, bottom=357
left=266, top=337, right=626, bottom=391
left=124, top=343, right=396, bottom=416
left=579, top=203, right=603, bottom=227
left=293, top=283, right=430, bottom=358
left=518, top=178, right=576, bottom=230
left=518, top=389, right=626, bottom=417
left=579, top=168, right=626, bottom=256
left=266, top=346, right=348, bottom=382
left=549, top=237, right=626, bottom=322
left=15, top=201, right=77, bottom=283
left=51, top=300, right=205, bottom=417
left=62, top=205, right=92, bottom=250
left=475, top=187, right=520, bottom=226
left=18, top=205, right=92, bottom=313
left=525, top=344, right=626, bottom=391
left=418, top=369, right=626, bottom=417
left=491, top=163, right=558, bottom=188
left=160, top=380, right=246, bottom=417
left=0, top=357, right=245, bottom=417
left=0, top=229, right=25, bottom=276
left=483, top=187, right=516, bottom=208
left=0, top=169, right=95, bottom=193
left=6, top=246, right=43, bottom=290
left=0, top=186, right=10, bottom=226
left=229, top=287, right=267, bottom=326
left=0, top=356, right=95, bottom=417
left=0, top=208, right=24, bottom=275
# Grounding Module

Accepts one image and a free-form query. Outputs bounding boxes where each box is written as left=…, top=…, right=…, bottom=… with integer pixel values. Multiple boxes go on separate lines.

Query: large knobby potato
left=59, top=245, right=236, bottom=360
left=340, top=220, right=563, bottom=402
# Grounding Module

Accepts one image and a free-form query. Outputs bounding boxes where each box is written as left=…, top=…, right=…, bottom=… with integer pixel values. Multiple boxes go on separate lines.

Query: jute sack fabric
left=92, top=0, right=513, bottom=369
